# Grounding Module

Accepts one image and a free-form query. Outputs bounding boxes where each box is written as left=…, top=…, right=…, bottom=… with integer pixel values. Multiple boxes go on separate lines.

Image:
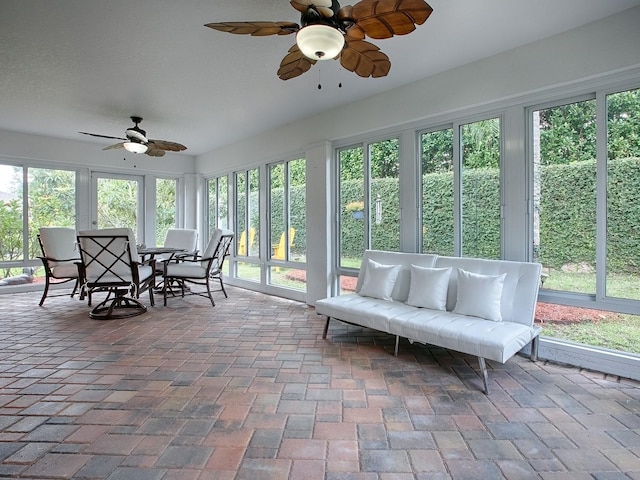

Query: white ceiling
left=2, top=0, right=640, bottom=157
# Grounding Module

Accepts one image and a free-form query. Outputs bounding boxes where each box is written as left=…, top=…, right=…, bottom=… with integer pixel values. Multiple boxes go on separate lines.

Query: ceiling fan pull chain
left=317, top=66, right=322, bottom=90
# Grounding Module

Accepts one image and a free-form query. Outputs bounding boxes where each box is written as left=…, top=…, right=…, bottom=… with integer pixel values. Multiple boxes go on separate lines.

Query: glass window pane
left=532, top=100, right=596, bottom=293
left=0, top=165, right=24, bottom=263
left=537, top=303, right=640, bottom=355
left=28, top=167, right=76, bottom=259
left=248, top=168, right=260, bottom=257
left=235, top=172, right=247, bottom=256
left=270, top=163, right=285, bottom=261
left=96, top=177, right=138, bottom=233
left=339, top=146, right=364, bottom=269
left=370, top=138, right=400, bottom=252
left=461, top=118, right=501, bottom=259
left=208, top=176, right=229, bottom=240
left=269, top=266, right=305, bottom=291
left=606, top=88, right=640, bottom=300
left=156, top=177, right=177, bottom=246
left=289, top=158, right=306, bottom=262
left=236, top=261, right=260, bottom=282
left=217, top=176, right=228, bottom=231
left=421, top=128, right=454, bottom=255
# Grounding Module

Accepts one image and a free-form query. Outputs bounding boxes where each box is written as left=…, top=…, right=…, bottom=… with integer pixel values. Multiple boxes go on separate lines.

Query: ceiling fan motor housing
left=126, top=116, right=148, bottom=143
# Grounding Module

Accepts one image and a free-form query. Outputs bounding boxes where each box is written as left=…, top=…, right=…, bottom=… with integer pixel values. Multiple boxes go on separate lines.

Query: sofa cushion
left=358, top=259, right=401, bottom=301
left=316, top=294, right=416, bottom=334
left=452, top=269, right=506, bottom=322
left=406, top=265, right=451, bottom=311
left=388, top=308, right=540, bottom=363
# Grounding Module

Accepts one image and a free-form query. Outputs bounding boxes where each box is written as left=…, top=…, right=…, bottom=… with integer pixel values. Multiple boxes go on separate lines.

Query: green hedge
left=269, top=157, right=640, bottom=273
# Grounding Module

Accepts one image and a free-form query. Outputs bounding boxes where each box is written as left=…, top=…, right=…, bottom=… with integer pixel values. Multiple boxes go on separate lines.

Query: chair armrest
left=173, top=250, right=199, bottom=261
left=137, top=257, right=156, bottom=270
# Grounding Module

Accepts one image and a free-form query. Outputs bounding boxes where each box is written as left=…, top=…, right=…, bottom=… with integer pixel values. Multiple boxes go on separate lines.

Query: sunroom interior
left=2, top=1, right=640, bottom=383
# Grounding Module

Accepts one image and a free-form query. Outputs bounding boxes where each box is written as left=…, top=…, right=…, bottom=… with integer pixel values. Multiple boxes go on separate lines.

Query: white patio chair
left=162, top=229, right=234, bottom=307
left=37, top=227, right=83, bottom=306
left=77, top=228, right=155, bottom=319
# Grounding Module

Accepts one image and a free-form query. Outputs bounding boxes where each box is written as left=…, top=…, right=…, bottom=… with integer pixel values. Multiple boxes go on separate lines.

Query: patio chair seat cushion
left=165, top=263, right=207, bottom=279
left=87, top=265, right=154, bottom=285
left=50, top=261, right=80, bottom=278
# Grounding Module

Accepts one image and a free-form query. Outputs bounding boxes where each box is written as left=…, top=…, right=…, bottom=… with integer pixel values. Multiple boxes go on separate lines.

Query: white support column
left=305, top=141, right=332, bottom=305
left=183, top=173, right=200, bottom=231
left=502, top=106, right=528, bottom=261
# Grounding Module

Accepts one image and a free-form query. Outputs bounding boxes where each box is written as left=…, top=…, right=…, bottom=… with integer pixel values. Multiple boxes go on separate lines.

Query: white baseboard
left=534, top=337, right=640, bottom=382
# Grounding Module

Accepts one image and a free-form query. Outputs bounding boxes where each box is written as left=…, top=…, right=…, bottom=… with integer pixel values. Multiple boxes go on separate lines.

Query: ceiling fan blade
left=340, top=39, right=390, bottom=78
left=277, top=44, right=317, bottom=80
left=348, top=0, right=433, bottom=40
left=205, top=21, right=299, bottom=36
left=102, top=142, right=125, bottom=151
left=145, top=147, right=166, bottom=157
left=148, top=139, right=187, bottom=152
left=290, top=0, right=336, bottom=18
left=79, top=132, right=126, bottom=141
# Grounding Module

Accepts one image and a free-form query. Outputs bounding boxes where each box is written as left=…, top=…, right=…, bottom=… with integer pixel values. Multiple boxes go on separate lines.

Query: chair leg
left=205, top=278, right=216, bottom=307
left=218, top=275, right=228, bottom=298
left=394, top=336, right=400, bottom=357
left=89, top=289, right=147, bottom=320
left=39, top=275, right=51, bottom=306
left=70, top=279, right=79, bottom=299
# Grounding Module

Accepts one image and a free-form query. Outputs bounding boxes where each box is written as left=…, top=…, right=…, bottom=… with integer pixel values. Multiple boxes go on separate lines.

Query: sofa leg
left=322, top=317, right=330, bottom=339
left=394, top=336, right=400, bottom=357
left=478, top=357, right=489, bottom=395
left=530, top=335, right=540, bottom=362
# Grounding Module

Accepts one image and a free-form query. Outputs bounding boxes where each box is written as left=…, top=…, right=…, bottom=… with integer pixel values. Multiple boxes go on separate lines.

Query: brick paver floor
left=0, top=287, right=639, bottom=479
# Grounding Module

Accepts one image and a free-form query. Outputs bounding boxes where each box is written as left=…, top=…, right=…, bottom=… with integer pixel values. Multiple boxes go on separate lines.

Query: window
left=338, top=138, right=400, bottom=271
left=420, top=127, right=454, bottom=255
left=531, top=88, right=640, bottom=355
left=0, top=164, right=76, bottom=285
left=606, top=87, right=640, bottom=300
left=268, top=157, right=306, bottom=291
left=207, top=175, right=228, bottom=239
left=234, top=168, right=260, bottom=282
left=531, top=98, right=597, bottom=294
left=460, top=117, right=501, bottom=259
left=156, top=177, right=177, bottom=246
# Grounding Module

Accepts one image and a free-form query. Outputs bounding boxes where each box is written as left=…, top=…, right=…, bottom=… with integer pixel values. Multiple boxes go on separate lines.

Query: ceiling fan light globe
left=296, top=24, right=344, bottom=61
left=123, top=141, right=148, bottom=154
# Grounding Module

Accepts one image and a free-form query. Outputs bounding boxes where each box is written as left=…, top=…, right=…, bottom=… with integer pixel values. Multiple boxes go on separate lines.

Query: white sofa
left=316, top=250, right=542, bottom=394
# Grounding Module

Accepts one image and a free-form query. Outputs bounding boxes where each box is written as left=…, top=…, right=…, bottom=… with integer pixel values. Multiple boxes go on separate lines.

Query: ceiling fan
left=205, top=0, right=433, bottom=81
left=79, top=117, right=187, bottom=157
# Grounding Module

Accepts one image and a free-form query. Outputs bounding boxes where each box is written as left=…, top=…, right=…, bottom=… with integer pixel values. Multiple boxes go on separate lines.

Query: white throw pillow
left=405, top=265, right=452, bottom=310
left=358, top=259, right=402, bottom=301
left=452, top=269, right=506, bottom=322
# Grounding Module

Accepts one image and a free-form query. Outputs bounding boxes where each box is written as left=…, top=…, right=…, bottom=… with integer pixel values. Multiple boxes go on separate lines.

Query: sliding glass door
left=91, top=172, right=144, bottom=242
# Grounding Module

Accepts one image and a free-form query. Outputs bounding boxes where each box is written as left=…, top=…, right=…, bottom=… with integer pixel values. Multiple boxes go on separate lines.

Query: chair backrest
left=202, top=229, right=234, bottom=270
left=77, top=228, right=138, bottom=284
left=38, top=227, right=79, bottom=264
left=163, top=228, right=198, bottom=253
